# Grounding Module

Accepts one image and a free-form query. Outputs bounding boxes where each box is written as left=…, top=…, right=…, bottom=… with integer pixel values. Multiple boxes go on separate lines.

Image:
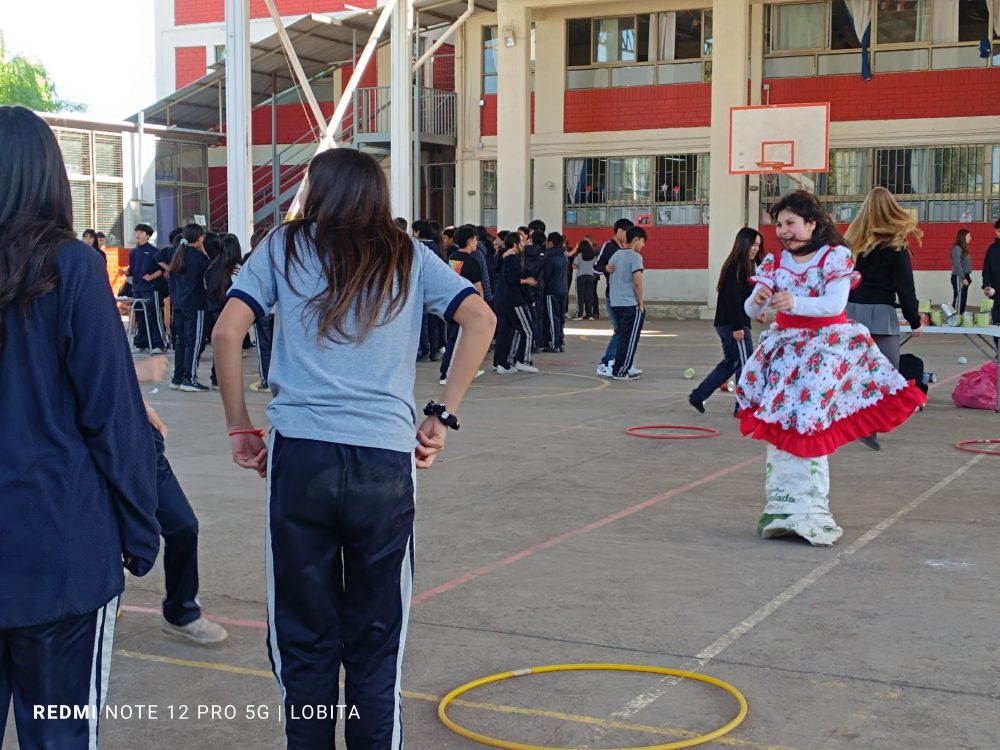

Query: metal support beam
left=413, top=0, right=473, bottom=72
left=271, top=71, right=281, bottom=227
left=413, top=10, right=422, bottom=220
left=390, top=0, right=413, bottom=220
left=263, top=0, right=327, bottom=135
left=286, top=0, right=399, bottom=218
left=225, top=0, right=254, bottom=244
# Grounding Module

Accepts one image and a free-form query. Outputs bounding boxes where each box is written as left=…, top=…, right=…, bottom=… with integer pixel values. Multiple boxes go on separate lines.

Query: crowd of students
left=124, top=223, right=265, bottom=392
left=403, top=216, right=649, bottom=383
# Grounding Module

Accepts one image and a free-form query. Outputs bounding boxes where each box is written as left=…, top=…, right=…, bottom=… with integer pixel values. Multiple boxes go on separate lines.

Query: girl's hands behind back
left=415, top=416, right=448, bottom=469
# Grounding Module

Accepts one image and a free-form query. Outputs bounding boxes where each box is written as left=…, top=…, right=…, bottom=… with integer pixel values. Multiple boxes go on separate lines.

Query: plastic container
left=929, top=310, right=943, bottom=326
left=974, top=313, right=991, bottom=326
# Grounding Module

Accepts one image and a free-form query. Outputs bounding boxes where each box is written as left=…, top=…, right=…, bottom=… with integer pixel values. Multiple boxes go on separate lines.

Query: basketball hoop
left=755, top=160, right=789, bottom=173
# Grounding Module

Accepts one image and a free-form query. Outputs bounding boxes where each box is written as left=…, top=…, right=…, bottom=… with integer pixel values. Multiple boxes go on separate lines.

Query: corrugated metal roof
left=131, top=2, right=495, bottom=132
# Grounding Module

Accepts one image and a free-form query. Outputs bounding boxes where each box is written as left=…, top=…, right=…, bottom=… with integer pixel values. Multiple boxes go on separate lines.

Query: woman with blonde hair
left=845, top=186, right=923, bottom=450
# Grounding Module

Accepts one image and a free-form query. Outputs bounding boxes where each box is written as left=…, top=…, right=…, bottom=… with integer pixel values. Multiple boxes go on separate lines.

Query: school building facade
left=148, top=0, right=1000, bottom=309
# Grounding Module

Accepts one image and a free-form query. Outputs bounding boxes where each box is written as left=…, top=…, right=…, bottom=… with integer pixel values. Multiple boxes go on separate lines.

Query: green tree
left=0, top=32, right=83, bottom=112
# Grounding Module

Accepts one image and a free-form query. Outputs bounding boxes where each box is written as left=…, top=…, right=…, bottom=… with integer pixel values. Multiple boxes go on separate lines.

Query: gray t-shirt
left=574, top=254, right=596, bottom=275
left=229, top=228, right=474, bottom=453
left=608, top=248, right=644, bottom=307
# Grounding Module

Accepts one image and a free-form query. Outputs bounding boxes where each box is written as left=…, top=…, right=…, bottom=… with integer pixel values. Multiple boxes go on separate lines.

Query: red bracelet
left=228, top=428, right=265, bottom=437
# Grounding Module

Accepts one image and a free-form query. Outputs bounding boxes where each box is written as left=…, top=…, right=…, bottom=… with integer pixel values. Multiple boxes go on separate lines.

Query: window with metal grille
left=69, top=181, right=93, bottom=232
left=761, top=145, right=993, bottom=223
left=96, top=183, right=124, bottom=246
left=564, top=154, right=709, bottom=226
left=58, top=130, right=91, bottom=177
left=481, top=160, right=497, bottom=227
left=94, top=134, right=123, bottom=178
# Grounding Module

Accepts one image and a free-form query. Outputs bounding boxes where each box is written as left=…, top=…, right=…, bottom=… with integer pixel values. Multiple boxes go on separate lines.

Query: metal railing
left=352, top=86, right=457, bottom=139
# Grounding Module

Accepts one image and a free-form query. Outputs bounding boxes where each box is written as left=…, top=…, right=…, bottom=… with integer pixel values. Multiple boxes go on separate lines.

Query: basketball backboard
left=729, top=103, right=830, bottom=175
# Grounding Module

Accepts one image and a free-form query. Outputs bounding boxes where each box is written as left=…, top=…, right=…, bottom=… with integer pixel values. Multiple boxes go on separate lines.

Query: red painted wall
left=565, top=83, right=711, bottom=133
left=176, top=0, right=375, bottom=26
left=432, top=44, right=455, bottom=91
left=480, top=94, right=535, bottom=137
left=250, top=102, right=337, bottom=145
left=765, top=68, right=1000, bottom=121
left=175, top=47, right=207, bottom=89
left=562, top=226, right=709, bottom=270
left=758, top=222, right=995, bottom=272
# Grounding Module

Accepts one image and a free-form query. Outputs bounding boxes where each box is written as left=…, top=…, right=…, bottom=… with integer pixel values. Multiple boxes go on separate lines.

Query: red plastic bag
left=951, top=362, right=998, bottom=410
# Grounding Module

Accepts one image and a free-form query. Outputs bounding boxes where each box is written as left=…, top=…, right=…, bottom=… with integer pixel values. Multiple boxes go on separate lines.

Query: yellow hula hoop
left=437, top=663, right=748, bottom=750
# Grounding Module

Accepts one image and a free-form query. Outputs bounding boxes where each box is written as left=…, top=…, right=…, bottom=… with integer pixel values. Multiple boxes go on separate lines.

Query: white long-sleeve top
left=744, top=247, right=853, bottom=319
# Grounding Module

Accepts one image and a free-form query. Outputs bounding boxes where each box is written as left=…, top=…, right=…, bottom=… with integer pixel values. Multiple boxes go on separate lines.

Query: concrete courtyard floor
left=7, top=318, right=999, bottom=749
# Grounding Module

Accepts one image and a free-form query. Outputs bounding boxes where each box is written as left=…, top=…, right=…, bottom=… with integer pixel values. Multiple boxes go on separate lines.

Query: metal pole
left=390, top=0, right=413, bottom=221
left=272, top=72, right=280, bottom=227
left=263, top=0, right=327, bottom=135
left=412, top=11, right=421, bottom=221
left=286, top=0, right=399, bottom=219
left=225, top=0, right=254, bottom=244
left=413, top=0, right=473, bottom=72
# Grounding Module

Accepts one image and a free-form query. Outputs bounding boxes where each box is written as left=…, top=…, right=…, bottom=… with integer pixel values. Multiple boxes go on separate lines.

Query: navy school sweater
left=128, top=242, right=162, bottom=296
left=0, top=240, right=161, bottom=628
left=542, top=246, right=569, bottom=296
left=169, top=245, right=212, bottom=312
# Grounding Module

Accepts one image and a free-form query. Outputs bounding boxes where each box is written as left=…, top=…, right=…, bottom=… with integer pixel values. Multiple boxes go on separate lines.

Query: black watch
left=423, top=401, right=460, bottom=430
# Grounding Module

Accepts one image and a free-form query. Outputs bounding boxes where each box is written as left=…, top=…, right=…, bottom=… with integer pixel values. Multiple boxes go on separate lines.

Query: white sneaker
left=439, top=377, right=447, bottom=385
left=161, top=617, right=228, bottom=645
left=596, top=363, right=613, bottom=377
left=496, top=365, right=515, bottom=374
left=514, top=362, right=539, bottom=373
left=474, top=369, right=485, bottom=379
left=629, top=367, right=643, bottom=376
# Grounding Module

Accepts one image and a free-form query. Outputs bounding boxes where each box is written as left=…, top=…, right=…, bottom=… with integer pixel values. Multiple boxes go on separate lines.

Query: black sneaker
left=180, top=379, right=210, bottom=393
left=688, top=395, right=706, bottom=414
left=859, top=434, right=881, bottom=451
left=169, top=379, right=182, bottom=390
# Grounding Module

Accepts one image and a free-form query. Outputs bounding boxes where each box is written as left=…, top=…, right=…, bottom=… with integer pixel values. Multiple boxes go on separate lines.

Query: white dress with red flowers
left=735, top=245, right=926, bottom=546
left=735, top=245, right=926, bottom=459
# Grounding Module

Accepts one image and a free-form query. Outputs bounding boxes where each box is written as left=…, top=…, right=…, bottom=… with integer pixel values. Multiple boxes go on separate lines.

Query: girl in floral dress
left=736, top=191, right=926, bottom=546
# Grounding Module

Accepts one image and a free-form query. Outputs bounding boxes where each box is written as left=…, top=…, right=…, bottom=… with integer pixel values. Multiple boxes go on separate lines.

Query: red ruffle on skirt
left=737, top=382, right=927, bottom=458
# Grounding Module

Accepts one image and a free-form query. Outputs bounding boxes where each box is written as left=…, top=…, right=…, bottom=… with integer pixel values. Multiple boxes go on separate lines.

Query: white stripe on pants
left=87, top=596, right=119, bottom=749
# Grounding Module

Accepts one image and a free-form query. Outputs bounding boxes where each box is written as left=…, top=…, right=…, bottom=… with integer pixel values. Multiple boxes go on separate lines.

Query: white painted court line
left=584, top=454, right=984, bottom=746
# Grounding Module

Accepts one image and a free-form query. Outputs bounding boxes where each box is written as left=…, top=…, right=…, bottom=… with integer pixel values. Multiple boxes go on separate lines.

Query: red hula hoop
left=955, top=439, right=1000, bottom=456
left=626, top=424, right=720, bottom=440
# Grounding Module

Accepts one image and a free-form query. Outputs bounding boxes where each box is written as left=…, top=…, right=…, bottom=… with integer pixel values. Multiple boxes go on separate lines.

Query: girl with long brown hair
left=950, top=228, right=973, bottom=314
left=0, top=105, right=160, bottom=747
left=212, top=147, right=494, bottom=748
left=689, top=227, right=762, bottom=415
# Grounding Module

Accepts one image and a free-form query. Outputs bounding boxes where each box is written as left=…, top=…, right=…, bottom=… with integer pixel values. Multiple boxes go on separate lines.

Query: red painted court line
left=410, top=454, right=761, bottom=605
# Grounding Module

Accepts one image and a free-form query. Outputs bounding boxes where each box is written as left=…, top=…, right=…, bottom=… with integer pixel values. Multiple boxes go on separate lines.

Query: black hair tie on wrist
left=423, top=401, right=460, bottom=430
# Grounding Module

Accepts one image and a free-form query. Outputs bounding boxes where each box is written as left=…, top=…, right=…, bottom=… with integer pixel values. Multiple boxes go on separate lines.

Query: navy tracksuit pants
left=133, top=290, right=165, bottom=350
left=611, top=305, right=645, bottom=377
left=151, top=427, right=202, bottom=626
left=493, top=305, right=533, bottom=368
left=266, top=432, right=414, bottom=749
left=439, top=321, right=461, bottom=380
left=256, top=314, right=275, bottom=386
left=543, top=294, right=567, bottom=349
left=690, top=326, right=753, bottom=403
left=0, top=597, right=118, bottom=749
left=171, top=307, right=207, bottom=385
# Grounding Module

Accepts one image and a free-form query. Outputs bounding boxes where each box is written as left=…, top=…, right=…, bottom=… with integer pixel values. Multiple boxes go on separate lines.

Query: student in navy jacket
left=128, top=222, right=167, bottom=351
left=0, top=105, right=160, bottom=748
left=541, top=232, right=569, bottom=352
left=168, top=223, right=212, bottom=392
